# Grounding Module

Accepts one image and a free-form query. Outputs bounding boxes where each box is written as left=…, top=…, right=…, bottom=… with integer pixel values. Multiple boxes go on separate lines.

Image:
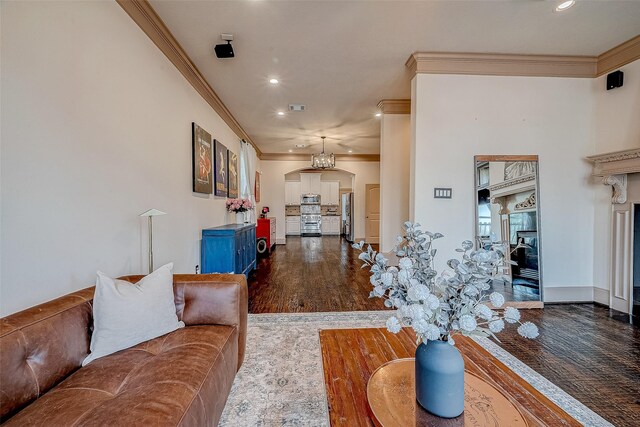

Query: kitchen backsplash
left=285, top=206, right=300, bottom=216
left=286, top=205, right=339, bottom=216
left=321, top=206, right=340, bottom=215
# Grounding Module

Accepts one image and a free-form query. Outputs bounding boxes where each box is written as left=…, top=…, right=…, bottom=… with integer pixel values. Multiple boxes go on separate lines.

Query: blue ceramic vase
left=415, top=340, right=465, bottom=418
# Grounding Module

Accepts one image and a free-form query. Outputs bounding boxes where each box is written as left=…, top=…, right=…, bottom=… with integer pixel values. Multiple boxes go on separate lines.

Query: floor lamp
left=139, top=209, right=166, bottom=274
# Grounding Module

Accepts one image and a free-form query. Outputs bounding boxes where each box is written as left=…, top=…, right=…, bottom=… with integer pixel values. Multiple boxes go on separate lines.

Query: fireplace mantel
left=587, top=148, right=640, bottom=204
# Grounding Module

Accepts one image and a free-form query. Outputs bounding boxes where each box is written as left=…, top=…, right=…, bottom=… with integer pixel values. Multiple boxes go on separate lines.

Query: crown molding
left=596, top=35, right=640, bottom=76
left=406, top=35, right=640, bottom=79
left=116, top=0, right=261, bottom=157
left=406, top=52, right=597, bottom=78
left=376, top=99, right=411, bottom=115
left=260, top=153, right=380, bottom=162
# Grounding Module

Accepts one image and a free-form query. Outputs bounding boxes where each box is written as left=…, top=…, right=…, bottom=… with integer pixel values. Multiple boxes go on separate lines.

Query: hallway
left=248, top=237, right=387, bottom=313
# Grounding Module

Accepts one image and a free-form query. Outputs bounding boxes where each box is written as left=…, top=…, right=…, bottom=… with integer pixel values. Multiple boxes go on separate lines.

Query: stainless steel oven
left=301, top=194, right=320, bottom=205
left=301, top=194, right=321, bottom=236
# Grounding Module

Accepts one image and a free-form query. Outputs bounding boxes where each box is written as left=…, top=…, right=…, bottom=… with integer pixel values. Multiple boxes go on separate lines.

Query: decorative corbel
left=603, top=174, right=627, bottom=204
left=491, top=197, right=510, bottom=215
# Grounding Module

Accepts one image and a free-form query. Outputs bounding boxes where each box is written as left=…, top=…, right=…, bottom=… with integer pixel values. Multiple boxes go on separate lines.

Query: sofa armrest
left=119, top=273, right=248, bottom=370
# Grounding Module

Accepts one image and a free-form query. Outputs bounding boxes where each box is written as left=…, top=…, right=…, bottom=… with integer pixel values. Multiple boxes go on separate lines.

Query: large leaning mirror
left=475, top=155, right=543, bottom=306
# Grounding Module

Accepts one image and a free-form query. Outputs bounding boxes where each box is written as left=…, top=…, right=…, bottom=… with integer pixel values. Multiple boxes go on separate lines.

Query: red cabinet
left=257, top=218, right=276, bottom=254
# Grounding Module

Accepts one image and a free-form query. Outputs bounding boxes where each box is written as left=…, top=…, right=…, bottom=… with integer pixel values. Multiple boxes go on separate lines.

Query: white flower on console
left=504, top=307, right=521, bottom=324
left=386, top=317, right=402, bottom=334
left=489, top=292, right=505, bottom=308
left=517, top=322, right=539, bottom=339
left=459, top=315, right=477, bottom=332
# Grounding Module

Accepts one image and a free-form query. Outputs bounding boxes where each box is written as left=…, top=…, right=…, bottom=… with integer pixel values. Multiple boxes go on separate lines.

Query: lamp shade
left=139, top=209, right=167, bottom=217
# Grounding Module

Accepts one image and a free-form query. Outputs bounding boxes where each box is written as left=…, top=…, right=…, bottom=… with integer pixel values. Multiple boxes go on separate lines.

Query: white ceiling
left=150, top=0, right=640, bottom=155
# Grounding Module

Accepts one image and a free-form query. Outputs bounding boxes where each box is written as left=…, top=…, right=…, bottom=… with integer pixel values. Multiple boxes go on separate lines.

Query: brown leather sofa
left=0, top=274, right=248, bottom=426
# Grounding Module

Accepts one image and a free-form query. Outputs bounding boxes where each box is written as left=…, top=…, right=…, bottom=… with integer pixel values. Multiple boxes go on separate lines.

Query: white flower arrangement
left=354, top=222, right=539, bottom=345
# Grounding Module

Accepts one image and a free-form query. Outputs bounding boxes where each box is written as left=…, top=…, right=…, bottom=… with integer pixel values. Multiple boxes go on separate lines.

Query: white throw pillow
left=83, top=263, right=185, bottom=366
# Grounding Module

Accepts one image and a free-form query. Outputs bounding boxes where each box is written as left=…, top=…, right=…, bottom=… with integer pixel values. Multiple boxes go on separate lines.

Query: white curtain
left=239, top=140, right=257, bottom=222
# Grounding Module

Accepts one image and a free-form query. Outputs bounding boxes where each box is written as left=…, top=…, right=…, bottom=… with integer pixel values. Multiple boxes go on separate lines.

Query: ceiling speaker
left=606, top=70, right=623, bottom=90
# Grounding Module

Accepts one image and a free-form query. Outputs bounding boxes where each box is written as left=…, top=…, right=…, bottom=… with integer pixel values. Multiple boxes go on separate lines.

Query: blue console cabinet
left=201, top=224, right=256, bottom=277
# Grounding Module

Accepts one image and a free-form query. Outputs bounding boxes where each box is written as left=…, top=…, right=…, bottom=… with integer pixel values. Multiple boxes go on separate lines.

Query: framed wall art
left=192, top=122, right=212, bottom=194
left=228, top=150, right=239, bottom=198
left=255, top=171, right=261, bottom=203
left=214, top=140, right=228, bottom=197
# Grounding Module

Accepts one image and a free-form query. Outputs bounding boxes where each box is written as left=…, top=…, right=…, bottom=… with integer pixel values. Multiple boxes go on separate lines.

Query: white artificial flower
left=386, top=317, right=402, bottom=334
left=380, top=272, right=394, bottom=287
left=459, top=314, right=477, bottom=332
left=517, top=322, right=539, bottom=339
left=397, top=269, right=410, bottom=285
left=447, top=336, right=456, bottom=346
left=424, top=324, right=441, bottom=341
left=488, top=318, right=505, bottom=333
left=425, top=294, right=440, bottom=310
left=489, top=292, right=505, bottom=308
left=412, top=318, right=430, bottom=335
left=398, top=304, right=411, bottom=319
left=422, top=305, right=434, bottom=319
left=399, top=257, right=413, bottom=270
left=407, top=284, right=430, bottom=302
left=407, top=304, right=425, bottom=321
left=373, top=285, right=385, bottom=297
left=474, top=304, right=493, bottom=321
left=504, top=307, right=521, bottom=324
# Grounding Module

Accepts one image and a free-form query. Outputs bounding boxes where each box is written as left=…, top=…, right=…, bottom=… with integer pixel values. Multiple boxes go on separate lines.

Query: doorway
left=365, top=184, right=380, bottom=244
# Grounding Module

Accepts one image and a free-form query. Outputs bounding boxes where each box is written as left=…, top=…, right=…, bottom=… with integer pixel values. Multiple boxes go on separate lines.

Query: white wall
left=591, top=59, right=640, bottom=302
left=1, top=1, right=246, bottom=315
left=411, top=73, right=597, bottom=301
left=259, top=160, right=380, bottom=242
left=380, top=113, right=410, bottom=252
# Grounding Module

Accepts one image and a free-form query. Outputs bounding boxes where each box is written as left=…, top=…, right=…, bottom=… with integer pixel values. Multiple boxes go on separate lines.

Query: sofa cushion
left=83, top=263, right=185, bottom=366
left=3, top=325, right=239, bottom=427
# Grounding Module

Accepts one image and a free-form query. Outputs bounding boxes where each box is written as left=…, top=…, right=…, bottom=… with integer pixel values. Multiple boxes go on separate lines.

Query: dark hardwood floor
left=248, top=236, right=640, bottom=426
left=248, top=236, right=387, bottom=313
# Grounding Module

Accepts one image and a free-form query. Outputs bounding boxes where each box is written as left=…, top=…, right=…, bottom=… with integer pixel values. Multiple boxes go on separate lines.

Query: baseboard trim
left=543, top=286, right=595, bottom=303
left=276, top=238, right=287, bottom=245
left=593, top=287, right=610, bottom=306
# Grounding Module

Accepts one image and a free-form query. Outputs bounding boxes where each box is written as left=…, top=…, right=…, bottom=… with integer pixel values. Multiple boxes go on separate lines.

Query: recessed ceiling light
left=375, top=112, right=382, bottom=117
left=277, top=111, right=285, bottom=116
left=348, top=150, right=353, bottom=153
left=295, top=144, right=305, bottom=148
left=555, top=0, right=575, bottom=11
left=288, top=149, right=293, bottom=152
left=269, top=78, right=279, bottom=85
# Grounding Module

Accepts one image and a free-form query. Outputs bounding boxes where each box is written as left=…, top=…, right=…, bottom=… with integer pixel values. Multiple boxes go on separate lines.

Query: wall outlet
left=195, top=265, right=200, bottom=274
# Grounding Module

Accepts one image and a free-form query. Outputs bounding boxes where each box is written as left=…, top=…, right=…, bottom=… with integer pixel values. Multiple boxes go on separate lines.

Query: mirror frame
left=473, top=155, right=544, bottom=309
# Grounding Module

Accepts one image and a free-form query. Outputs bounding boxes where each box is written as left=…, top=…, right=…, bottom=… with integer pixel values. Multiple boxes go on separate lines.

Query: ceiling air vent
left=288, top=104, right=306, bottom=112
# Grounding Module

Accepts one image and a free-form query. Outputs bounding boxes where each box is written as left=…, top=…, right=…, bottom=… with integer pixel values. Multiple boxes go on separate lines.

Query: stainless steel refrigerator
left=342, top=192, right=354, bottom=242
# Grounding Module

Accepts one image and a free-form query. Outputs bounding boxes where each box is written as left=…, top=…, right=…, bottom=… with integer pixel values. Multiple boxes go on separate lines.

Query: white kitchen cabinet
left=285, top=216, right=301, bottom=235
left=300, top=173, right=321, bottom=195
left=321, top=216, right=341, bottom=235
left=285, top=181, right=301, bottom=205
left=320, top=181, right=340, bottom=205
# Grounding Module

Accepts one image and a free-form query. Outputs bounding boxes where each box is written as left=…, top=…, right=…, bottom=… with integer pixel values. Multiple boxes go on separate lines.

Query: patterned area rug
left=218, top=311, right=612, bottom=427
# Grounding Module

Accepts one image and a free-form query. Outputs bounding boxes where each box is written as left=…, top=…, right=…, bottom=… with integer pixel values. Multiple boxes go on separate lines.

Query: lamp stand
left=148, top=216, right=154, bottom=274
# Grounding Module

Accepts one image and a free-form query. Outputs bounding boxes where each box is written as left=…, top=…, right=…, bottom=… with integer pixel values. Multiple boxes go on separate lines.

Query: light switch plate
left=434, top=188, right=452, bottom=199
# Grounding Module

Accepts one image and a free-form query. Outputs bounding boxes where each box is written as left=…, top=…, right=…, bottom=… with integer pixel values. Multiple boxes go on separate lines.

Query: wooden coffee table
left=319, top=328, right=580, bottom=427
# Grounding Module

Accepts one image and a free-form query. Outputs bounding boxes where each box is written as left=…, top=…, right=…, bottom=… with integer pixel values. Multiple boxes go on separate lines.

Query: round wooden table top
left=366, top=358, right=528, bottom=427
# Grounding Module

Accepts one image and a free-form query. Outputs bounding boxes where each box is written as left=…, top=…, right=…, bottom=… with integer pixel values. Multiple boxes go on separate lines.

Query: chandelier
left=311, top=136, right=335, bottom=169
